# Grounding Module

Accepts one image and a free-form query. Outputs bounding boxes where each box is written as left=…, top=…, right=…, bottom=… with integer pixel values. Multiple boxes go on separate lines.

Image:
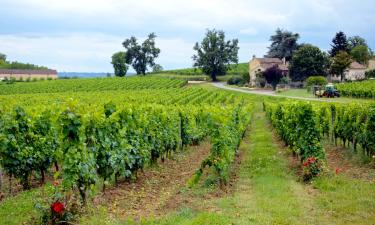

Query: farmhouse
left=0, top=69, right=58, bottom=80
left=248, top=55, right=288, bottom=86
left=367, top=59, right=375, bottom=71
left=344, top=62, right=367, bottom=80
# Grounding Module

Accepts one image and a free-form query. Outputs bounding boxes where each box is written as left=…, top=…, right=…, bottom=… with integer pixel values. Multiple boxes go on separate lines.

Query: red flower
left=335, top=168, right=342, bottom=174
left=303, top=161, right=309, bottom=167
left=51, top=201, right=65, bottom=215
left=53, top=181, right=59, bottom=187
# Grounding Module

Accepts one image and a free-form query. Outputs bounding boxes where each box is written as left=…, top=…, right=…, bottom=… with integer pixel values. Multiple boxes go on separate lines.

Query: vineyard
left=0, top=77, right=374, bottom=225
left=0, top=77, right=186, bottom=95
left=335, top=80, right=375, bottom=98
left=0, top=77, right=254, bottom=223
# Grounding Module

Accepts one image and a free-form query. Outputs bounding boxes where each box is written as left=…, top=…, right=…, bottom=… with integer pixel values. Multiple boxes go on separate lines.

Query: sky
left=0, top=0, right=374, bottom=73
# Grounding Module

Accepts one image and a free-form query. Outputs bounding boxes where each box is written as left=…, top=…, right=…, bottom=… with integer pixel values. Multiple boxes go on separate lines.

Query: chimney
left=252, top=55, right=256, bottom=60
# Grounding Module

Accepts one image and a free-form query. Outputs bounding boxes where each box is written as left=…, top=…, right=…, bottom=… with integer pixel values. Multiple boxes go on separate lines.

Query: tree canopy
left=263, top=65, right=283, bottom=90
left=329, top=31, right=349, bottom=57
left=122, top=33, right=160, bottom=75
left=329, top=51, right=352, bottom=82
left=350, top=45, right=371, bottom=65
left=192, top=29, right=239, bottom=81
left=289, top=44, right=329, bottom=81
left=266, top=28, right=300, bottom=61
left=111, top=51, right=128, bottom=77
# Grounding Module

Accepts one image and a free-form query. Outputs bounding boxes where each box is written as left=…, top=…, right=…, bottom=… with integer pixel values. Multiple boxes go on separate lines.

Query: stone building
left=248, top=55, right=288, bottom=86
left=0, top=69, right=58, bottom=80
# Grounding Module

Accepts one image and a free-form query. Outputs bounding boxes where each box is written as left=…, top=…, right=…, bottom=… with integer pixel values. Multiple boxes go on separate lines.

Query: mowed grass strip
left=213, top=107, right=317, bottom=225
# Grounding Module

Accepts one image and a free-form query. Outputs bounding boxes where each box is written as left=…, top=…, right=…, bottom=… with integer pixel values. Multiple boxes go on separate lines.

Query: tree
left=111, top=51, right=128, bottom=77
left=266, top=28, right=300, bottom=61
left=122, top=33, right=160, bottom=75
left=263, top=65, right=283, bottom=90
left=348, top=36, right=367, bottom=49
left=289, top=44, right=329, bottom=81
left=329, top=51, right=352, bottom=82
left=192, top=29, right=239, bottom=81
left=152, top=64, right=163, bottom=73
left=0, top=53, right=6, bottom=62
left=350, top=45, right=371, bottom=65
left=329, top=31, right=349, bottom=57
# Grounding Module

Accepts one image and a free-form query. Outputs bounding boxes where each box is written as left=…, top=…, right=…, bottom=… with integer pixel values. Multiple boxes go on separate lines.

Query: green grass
left=275, top=88, right=375, bottom=103
left=277, top=88, right=314, bottom=98
left=312, top=176, right=375, bottom=224
left=0, top=185, right=52, bottom=225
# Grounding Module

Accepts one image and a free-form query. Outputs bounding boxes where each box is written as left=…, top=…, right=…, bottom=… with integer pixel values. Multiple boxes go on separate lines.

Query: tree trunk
left=40, top=169, right=45, bottom=184
left=211, top=72, right=217, bottom=82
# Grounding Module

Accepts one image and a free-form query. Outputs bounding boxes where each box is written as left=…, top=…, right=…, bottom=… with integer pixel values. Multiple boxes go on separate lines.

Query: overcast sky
left=1, top=0, right=374, bottom=72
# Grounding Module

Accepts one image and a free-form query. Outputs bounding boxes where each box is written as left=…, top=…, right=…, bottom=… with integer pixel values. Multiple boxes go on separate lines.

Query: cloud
left=0, top=0, right=374, bottom=71
left=239, top=28, right=259, bottom=36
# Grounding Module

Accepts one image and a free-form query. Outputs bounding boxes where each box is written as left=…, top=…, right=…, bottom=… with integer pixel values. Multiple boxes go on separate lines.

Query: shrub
left=306, top=76, right=327, bottom=87
left=227, top=76, right=244, bottom=86
left=302, top=157, right=324, bottom=181
left=365, top=69, right=375, bottom=79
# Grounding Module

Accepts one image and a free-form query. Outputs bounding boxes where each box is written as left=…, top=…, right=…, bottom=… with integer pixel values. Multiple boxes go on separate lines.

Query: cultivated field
left=0, top=77, right=374, bottom=225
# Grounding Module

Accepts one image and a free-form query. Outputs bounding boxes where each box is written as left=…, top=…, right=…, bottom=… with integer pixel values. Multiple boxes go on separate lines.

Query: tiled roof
left=0, top=69, right=57, bottom=75
left=256, top=58, right=282, bottom=64
left=350, top=62, right=366, bottom=70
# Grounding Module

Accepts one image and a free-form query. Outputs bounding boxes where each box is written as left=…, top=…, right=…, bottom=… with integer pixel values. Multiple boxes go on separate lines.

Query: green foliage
left=227, top=76, right=244, bottom=86
left=111, top=51, right=128, bottom=77
left=0, top=61, right=48, bottom=70
left=306, top=76, right=328, bottom=87
left=329, top=51, right=352, bottom=82
left=330, top=31, right=349, bottom=57
left=336, top=80, right=375, bottom=98
left=289, top=44, right=329, bottom=81
left=0, top=53, right=6, bottom=61
left=193, top=29, right=239, bottom=81
left=122, top=33, right=160, bottom=75
left=263, top=65, right=283, bottom=90
left=365, top=69, right=375, bottom=79
left=152, top=64, right=163, bottom=73
left=264, top=102, right=325, bottom=161
left=266, top=28, right=300, bottom=61
left=0, top=78, right=253, bottom=203
left=0, top=77, right=187, bottom=95
left=350, top=45, right=371, bottom=65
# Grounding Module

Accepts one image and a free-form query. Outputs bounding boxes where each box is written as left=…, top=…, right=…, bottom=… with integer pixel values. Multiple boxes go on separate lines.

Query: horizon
left=1, top=0, right=374, bottom=73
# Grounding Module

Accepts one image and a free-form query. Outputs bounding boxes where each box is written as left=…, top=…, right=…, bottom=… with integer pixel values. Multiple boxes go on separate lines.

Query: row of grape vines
left=335, top=80, right=375, bottom=98
left=0, top=87, right=252, bottom=203
left=0, top=77, right=187, bottom=95
left=264, top=101, right=375, bottom=159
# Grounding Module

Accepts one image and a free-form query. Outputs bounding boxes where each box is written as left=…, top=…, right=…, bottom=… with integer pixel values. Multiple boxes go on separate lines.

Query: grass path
left=214, top=104, right=320, bottom=224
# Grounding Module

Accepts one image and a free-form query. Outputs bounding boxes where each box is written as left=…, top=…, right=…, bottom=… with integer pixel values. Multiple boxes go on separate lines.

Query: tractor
left=314, top=84, right=340, bottom=98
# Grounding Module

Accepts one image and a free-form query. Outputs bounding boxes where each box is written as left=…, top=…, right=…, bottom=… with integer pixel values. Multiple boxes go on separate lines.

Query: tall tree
left=152, top=64, right=163, bottom=73
left=350, top=45, right=371, bottom=65
left=289, top=44, right=329, bottom=81
left=0, top=53, right=6, bottom=62
left=348, top=36, right=368, bottom=49
left=122, top=33, right=160, bottom=75
left=329, top=31, right=349, bottom=57
left=192, top=29, right=239, bottom=81
left=263, top=65, right=283, bottom=90
left=266, top=28, right=300, bottom=61
left=329, top=51, right=352, bottom=82
left=111, top=51, right=128, bottom=77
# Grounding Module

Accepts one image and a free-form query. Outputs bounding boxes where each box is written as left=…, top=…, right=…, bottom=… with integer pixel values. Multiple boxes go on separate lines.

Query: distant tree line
left=0, top=54, right=49, bottom=70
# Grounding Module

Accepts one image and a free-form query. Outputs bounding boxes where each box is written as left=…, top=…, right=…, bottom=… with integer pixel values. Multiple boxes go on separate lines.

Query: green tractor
left=314, top=84, right=340, bottom=98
